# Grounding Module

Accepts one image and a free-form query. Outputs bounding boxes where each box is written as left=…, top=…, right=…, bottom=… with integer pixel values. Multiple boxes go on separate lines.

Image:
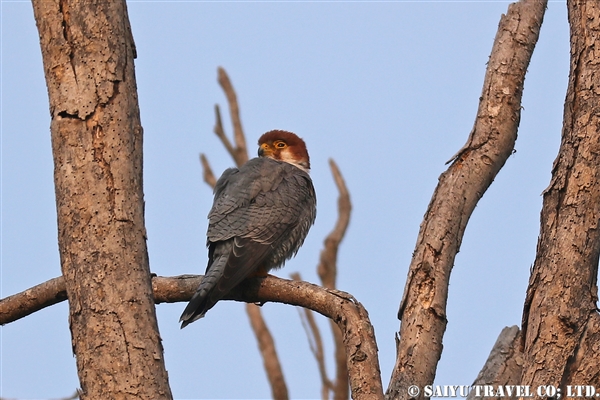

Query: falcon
left=180, top=130, right=317, bottom=328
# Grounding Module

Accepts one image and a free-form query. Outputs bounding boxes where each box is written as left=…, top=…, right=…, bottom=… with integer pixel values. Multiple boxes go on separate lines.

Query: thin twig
left=292, top=272, right=334, bottom=400
left=217, top=66, right=248, bottom=166
left=199, top=153, right=217, bottom=188
left=201, top=67, right=286, bottom=398
left=317, top=159, right=351, bottom=289
left=246, top=303, right=289, bottom=400
left=315, top=159, right=352, bottom=400
left=212, top=104, right=236, bottom=158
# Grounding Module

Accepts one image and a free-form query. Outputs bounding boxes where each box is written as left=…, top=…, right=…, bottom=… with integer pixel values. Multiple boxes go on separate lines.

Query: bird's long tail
left=179, top=244, right=231, bottom=328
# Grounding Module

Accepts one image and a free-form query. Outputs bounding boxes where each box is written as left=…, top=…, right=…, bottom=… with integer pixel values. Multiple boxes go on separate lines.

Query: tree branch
left=246, top=303, right=289, bottom=400
left=216, top=66, right=248, bottom=166
left=317, top=159, right=351, bottom=290
left=317, top=158, right=352, bottom=400
left=520, top=0, right=600, bottom=390
left=386, top=1, right=547, bottom=399
left=212, top=104, right=237, bottom=158
left=202, top=66, right=287, bottom=398
left=292, top=272, right=334, bottom=400
left=1, top=275, right=385, bottom=400
left=199, top=153, right=217, bottom=188
left=466, top=326, right=523, bottom=400
left=0, top=276, right=67, bottom=324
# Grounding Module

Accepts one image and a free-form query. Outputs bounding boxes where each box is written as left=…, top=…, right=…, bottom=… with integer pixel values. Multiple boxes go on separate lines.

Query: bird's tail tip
left=179, top=312, right=205, bottom=329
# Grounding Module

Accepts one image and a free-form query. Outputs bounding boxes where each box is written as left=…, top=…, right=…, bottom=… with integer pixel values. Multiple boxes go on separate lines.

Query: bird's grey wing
left=181, top=159, right=287, bottom=325
left=209, top=159, right=315, bottom=248
left=237, top=162, right=316, bottom=267
left=180, top=158, right=316, bottom=327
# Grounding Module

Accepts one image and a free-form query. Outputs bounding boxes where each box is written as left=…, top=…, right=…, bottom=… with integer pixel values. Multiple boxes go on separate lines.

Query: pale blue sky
left=1, top=1, right=568, bottom=398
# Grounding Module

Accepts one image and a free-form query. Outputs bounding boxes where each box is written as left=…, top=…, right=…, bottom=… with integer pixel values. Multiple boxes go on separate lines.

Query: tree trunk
left=521, top=0, right=600, bottom=390
left=31, top=1, right=172, bottom=398
left=386, top=2, right=546, bottom=399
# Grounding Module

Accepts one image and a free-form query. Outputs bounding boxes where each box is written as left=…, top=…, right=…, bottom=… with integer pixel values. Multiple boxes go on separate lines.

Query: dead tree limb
left=199, top=153, right=217, bottom=188
left=386, top=2, right=547, bottom=399
left=317, top=159, right=352, bottom=289
left=292, top=272, right=334, bottom=400
left=466, top=326, right=523, bottom=400
left=520, top=0, right=600, bottom=390
left=0, top=276, right=67, bottom=324
left=247, top=303, right=289, bottom=400
left=200, top=67, right=287, bottom=398
left=212, top=104, right=237, bottom=160
left=169, top=275, right=383, bottom=400
left=1, top=274, right=385, bottom=400
left=216, top=66, right=248, bottom=166
left=317, top=158, right=352, bottom=400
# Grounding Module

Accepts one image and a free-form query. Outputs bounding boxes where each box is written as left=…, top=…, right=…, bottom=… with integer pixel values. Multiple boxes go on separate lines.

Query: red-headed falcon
left=180, top=130, right=317, bottom=328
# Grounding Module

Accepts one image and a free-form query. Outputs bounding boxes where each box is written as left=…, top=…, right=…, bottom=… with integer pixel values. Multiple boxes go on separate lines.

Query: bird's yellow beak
left=258, top=143, right=273, bottom=157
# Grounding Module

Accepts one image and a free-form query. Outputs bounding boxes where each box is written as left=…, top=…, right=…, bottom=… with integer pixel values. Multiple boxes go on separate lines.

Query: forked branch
left=215, top=66, right=248, bottom=166
left=292, top=272, right=334, bottom=400
left=201, top=66, right=285, bottom=399
left=317, top=158, right=352, bottom=400
left=387, top=1, right=547, bottom=399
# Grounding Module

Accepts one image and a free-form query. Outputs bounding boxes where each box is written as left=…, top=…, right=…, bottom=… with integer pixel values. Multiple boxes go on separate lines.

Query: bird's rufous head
left=258, top=130, right=311, bottom=172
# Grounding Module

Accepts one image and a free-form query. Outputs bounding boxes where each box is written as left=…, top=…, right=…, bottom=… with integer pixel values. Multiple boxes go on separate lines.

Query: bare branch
left=164, top=275, right=386, bottom=400
left=212, top=104, right=236, bottom=158
left=204, top=67, right=286, bottom=398
left=199, top=153, right=217, bottom=188
left=246, top=303, right=289, bottom=400
left=292, top=272, right=333, bottom=400
left=317, top=159, right=352, bottom=290
left=329, top=324, right=348, bottom=400
left=217, top=67, right=248, bottom=166
left=0, top=276, right=66, bottom=325
left=387, top=2, right=547, bottom=399
left=315, top=159, right=352, bottom=400
left=1, top=275, right=385, bottom=400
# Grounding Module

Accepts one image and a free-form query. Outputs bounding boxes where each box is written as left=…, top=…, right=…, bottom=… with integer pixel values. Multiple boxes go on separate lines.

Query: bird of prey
left=180, top=130, right=317, bottom=328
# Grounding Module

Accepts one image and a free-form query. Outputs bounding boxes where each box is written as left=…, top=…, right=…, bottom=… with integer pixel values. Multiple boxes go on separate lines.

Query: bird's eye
left=275, top=142, right=286, bottom=148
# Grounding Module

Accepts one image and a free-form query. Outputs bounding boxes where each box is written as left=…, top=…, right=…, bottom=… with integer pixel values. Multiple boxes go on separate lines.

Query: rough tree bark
left=521, top=0, right=600, bottom=391
left=31, top=1, right=172, bottom=398
left=386, top=2, right=547, bottom=399
left=466, top=326, right=523, bottom=400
